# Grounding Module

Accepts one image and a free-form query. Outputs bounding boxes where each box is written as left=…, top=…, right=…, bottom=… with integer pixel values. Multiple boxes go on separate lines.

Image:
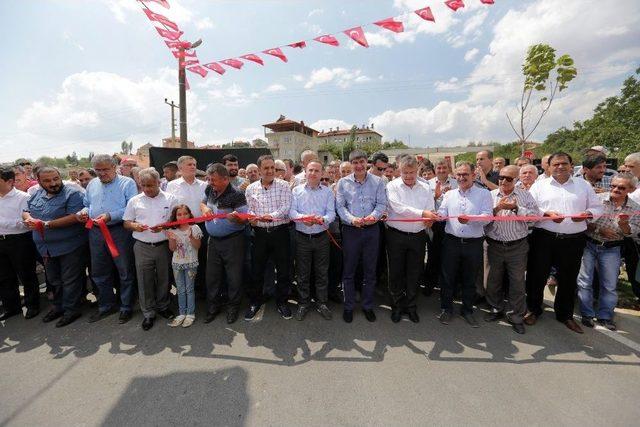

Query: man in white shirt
left=437, top=161, right=493, bottom=327
left=386, top=155, right=437, bottom=323
left=0, top=166, right=40, bottom=320
left=124, top=167, right=178, bottom=331
left=623, top=152, right=640, bottom=302
left=525, top=152, right=604, bottom=334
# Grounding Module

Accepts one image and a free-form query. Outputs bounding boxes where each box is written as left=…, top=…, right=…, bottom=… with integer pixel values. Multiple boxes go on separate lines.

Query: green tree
left=382, top=139, right=409, bottom=149
left=507, top=44, right=577, bottom=155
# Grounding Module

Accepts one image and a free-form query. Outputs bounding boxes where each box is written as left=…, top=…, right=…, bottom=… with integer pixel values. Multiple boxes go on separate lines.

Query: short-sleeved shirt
left=202, top=184, right=248, bottom=237
left=171, top=225, right=203, bottom=269
left=123, top=190, right=178, bottom=243
left=27, top=185, right=87, bottom=257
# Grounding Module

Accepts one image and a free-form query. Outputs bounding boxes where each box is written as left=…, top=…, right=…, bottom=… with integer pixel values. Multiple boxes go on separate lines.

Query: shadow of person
left=102, top=367, right=250, bottom=426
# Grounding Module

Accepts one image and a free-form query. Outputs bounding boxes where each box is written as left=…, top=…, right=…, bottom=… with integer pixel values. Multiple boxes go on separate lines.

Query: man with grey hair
left=517, top=164, right=538, bottom=191
left=625, top=152, right=640, bottom=204
left=77, top=154, right=138, bottom=324
left=623, top=152, right=640, bottom=302
left=291, top=150, right=319, bottom=188
left=124, top=167, right=178, bottom=331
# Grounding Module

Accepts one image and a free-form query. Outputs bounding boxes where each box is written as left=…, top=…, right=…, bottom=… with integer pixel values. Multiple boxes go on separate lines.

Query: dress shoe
left=88, top=307, right=118, bottom=323
left=277, top=303, right=293, bottom=320
left=42, top=310, right=64, bottom=323
left=226, top=308, right=239, bottom=324
left=118, top=311, right=132, bottom=324
left=244, top=304, right=262, bottom=321
left=343, top=310, right=353, bottom=323
left=391, top=309, right=402, bottom=323
left=0, top=310, right=20, bottom=321
left=407, top=311, right=420, bottom=324
left=158, top=309, right=175, bottom=320
left=564, top=319, right=584, bottom=334
left=55, top=312, right=81, bottom=328
left=24, top=308, right=39, bottom=319
left=437, top=310, right=452, bottom=325
left=204, top=307, right=222, bottom=324
left=581, top=317, right=595, bottom=328
left=316, top=304, right=332, bottom=320
left=512, top=323, right=525, bottom=334
left=462, top=312, right=480, bottom=328
left=295, top=305, right=309, bottom=321
left=484, top=311, right=504, bottom=322
left=363, top=309, right=376, bottom=322
left=523, top=312, right=537, bottom=326
left=142, top=317, right=154, bottom=331
left=597, top=318, right=617, bottom=331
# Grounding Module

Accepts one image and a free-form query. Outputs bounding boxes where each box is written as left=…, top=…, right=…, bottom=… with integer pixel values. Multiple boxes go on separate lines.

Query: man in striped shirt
left=484, top=165, right=540, bottom=334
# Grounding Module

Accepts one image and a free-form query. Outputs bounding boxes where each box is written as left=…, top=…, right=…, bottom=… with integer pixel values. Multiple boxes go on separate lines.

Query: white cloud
left=310, top=119, right=353, bottom=133
left=434, top=77, right=461, bottom=92
left=195, top=17, right=214, bottom=30
left=292, top=74, right=304, bottom=82
left=464, top=48, right=479, bottom=62
left=62, top=30, right=85, bottom=52
left=303, top=68, right=371, bottom=89
left=308, top=8, right=324, bottom=18
left=264, top=83, right=286, bottom=93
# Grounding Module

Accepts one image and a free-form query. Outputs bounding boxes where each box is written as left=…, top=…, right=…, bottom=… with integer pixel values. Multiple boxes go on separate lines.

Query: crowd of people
left=1, top=146, right=639, bottom=336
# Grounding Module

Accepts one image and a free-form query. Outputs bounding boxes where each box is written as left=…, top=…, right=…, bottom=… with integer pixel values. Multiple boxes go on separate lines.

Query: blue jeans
left=577, top=241, right=621, bottom=320
left=173, top=267, right=196, bottom=316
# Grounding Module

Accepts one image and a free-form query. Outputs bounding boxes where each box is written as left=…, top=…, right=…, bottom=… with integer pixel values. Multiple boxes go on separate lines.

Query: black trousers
left=386, top=227, right=427, bottom=311
left=526, top=228, right=586, bottom=321
left=206, top=232, right=245, bottom=311
left=623, top=237, right=639, bottom=299
left=440, top=234, right=483, bottom=314
left=249, top=226, right=291, bottom=306
left=424, top=221, right=445, bottom=288
left=295, top=232, right=330, bottom=305
left=0, top=233, right=40, bottom=313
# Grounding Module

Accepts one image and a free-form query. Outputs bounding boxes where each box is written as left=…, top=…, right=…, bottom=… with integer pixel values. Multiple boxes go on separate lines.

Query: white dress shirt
left=123, top=190, right=178, bottom=243
left=0, top=188, right=30, bottom=235
left=165, top=177, right=207, bottom=217
left=386, top=177, right=435, bottom=233
left=529, top=176, right=604, bottom=234
left=438, top=185, right=493, bottom=238
left=428, top=176, right=458, bottom=210
left=630, top=188, right=640, bottom=205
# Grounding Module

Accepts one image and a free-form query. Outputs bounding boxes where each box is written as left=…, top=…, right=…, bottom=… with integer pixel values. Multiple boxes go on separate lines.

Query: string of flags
left=137, top=0, right=496, bottom=81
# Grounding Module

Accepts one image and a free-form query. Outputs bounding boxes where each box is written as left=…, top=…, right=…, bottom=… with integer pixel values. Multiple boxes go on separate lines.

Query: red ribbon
left=85, top=218, right=120, bottom=258
left=33, top=220, right=45, bottom=239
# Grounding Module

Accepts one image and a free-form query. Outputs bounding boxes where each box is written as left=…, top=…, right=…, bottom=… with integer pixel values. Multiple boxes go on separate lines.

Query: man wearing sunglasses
left=484, top=166, right=540, bottom=334
left=576, top=174, right=640, bottom=331
left=368, top=152, right=389, bottom=184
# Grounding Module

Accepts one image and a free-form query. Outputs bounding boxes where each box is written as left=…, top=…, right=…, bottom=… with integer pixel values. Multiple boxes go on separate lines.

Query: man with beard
left=23, top=167, right=87, bottom=327
left=223, top=154, right=248, bottom=189
left=77, top=168, right=97, bottom=189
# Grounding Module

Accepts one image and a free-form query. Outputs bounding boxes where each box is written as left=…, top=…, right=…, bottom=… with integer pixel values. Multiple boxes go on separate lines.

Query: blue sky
left=1, top=0, right=638, bottom=162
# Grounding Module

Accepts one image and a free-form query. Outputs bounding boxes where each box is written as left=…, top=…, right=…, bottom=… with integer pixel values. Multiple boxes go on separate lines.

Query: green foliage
left=318, top=138, right=408, bottom=161
left=382, top=139, right=409, bottom=149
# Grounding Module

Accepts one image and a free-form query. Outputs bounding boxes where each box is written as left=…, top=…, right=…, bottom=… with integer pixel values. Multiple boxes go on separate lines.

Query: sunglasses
left=610, top=184, right=627, bottom=190
left=321, top=178, right=331, bottom=182
left=456, top=173, right=470, bottom=177
left=19, top=162, right=31, bottom=166
left=498, top=176, right=515, bottom=182
left=376, top=167, right=386, bottom=172
left=275, top=168, right=285, bottom=172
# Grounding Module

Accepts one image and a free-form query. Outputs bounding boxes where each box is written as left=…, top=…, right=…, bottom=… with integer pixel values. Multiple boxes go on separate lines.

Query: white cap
left=590, top=145, right=609, bottom=156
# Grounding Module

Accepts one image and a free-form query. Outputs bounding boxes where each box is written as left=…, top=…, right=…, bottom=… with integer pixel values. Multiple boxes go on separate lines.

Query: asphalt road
left=1, top=292, right=639, bottom=426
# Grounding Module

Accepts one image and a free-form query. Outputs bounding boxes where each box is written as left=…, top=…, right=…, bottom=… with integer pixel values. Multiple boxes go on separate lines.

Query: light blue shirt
left=438, top=185, right=493, bottom=238
left=336, top=173, right=387, bottom=225
left=83, top=175, right=138, bottom=224
left=290, top=183, right=336, bottom=234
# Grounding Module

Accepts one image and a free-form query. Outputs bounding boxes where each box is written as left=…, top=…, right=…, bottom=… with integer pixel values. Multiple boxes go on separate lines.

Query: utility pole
left=177, top=39, right=203, bottom=148
left=164, top=98, right=178, bottom=142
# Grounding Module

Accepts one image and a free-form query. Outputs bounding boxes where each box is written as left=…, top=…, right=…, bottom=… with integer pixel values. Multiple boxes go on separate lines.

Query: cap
left=589, top=145, right=609, bottom=156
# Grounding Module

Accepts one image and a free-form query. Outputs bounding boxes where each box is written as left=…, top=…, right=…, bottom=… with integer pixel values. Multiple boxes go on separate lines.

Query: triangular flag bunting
left=241, top=54, right=264, bottom=65
left=203, top=62, right=226, bottom=75
left=343, top=27, right=369, bottom=48
left=143, top=8, right=179, bottom=31
left=165, top=40, right=192, bottom=49
left=314, top=35, right=340, bottom=47
left=155, top=27, right=183, bottom=40
left=445, top=0, right=465, bottom=12
left=374, top=18, right=404, bottom=33
left=187, top=65, right=208, bottom=78
left=263, top=47, right=288, bottom=62
left=221, top=58, right=244, bottom=69
left=415, top=7, right=435, bottom=22
left=172, top=50, right=197, bottom=59
left=288, top=41, right=306, bottom=49
left=180, top=59, right=199, bottom=67
left=480, top=0, right=495, bottom=4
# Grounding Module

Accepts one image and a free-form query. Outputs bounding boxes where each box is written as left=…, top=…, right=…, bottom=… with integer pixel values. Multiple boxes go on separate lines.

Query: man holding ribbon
left=23, top=167, right=87, bottom=328
left=77, top=154, right=138, bottom=324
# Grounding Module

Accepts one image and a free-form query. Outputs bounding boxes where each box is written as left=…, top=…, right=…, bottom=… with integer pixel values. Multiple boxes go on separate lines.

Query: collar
left=214, top=183, right=234, bottom=200
left=550, top=176, right=574, bottom=186
left=304, top=182, right=322, bottom=191
left=0, top=188, right=17, bottom=199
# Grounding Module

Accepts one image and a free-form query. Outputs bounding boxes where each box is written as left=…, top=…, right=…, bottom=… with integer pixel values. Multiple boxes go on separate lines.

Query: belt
left=587, top=236, right=624, bottom=248
left=296, top=230, right=325, bottom=238
left=252, top=223, right=290, bottom=233
left=134, top=239, right=168, bottom=247
left=386, top=226, right=425, bottom=236
left=211, top=230, right=244, bottom=241
left=0, top=232, right=30, bottom=240
left=536, top=228, right=585, bottom=240
left=343, top=223, right=377, bottom=230
left=486, top=236, right=527, bottom=246
left=444, top=233, right=483, bottom=244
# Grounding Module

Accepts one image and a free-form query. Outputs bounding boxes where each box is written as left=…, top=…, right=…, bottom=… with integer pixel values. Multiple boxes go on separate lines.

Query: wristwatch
left=44, top=221, right=51, bottom=229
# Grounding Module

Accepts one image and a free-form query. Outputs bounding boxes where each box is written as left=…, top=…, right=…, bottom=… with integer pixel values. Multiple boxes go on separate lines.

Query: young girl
left=166, top=204, right=202, bottom=328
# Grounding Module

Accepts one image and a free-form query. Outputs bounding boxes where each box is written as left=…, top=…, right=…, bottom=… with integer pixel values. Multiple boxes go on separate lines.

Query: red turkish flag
left=203, top=62, right=226, bottom=75
left=445, top=0, right=465, bottom=12
left=415, top=7, right=435, bottom=22
left=141, top=0, right=170, bottom=9
left=180, top=59, right=199, bottom=67
left=241, top=54, right=264, bottom=65
left=263, top=47, right=288, bottom=62
left=374, top=18, right=404, bottom=33
left=288, top=41, right=306, bottom=49
left=143, top=8, right=179, bottom=31
left=165, top=40, right=191, bottom=49
left=221, top=59, right=244, bottom=69
left=172, top=50, right=197, bottom=59
left=185, top=77, right=190, bottom=90
left=187, top=65, right=208, bottom=78
left=480, top=0, right=495, bottom=4
left=343, top=27, right=368, bottom=48
left=314, top=35, right=340, bottom=47
left=155, top=27, right=183, bottom=40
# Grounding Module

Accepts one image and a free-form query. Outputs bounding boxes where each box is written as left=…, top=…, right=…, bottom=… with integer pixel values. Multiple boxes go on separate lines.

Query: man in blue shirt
left=290, top=161, right=336, bottom=321
left=200, top=163, right=248, bottom=325
left=23, top=166, right=87, bottom=328
left=336, top=150, right=387, bottom=323
left=77, top=154, right=138, bottom=324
